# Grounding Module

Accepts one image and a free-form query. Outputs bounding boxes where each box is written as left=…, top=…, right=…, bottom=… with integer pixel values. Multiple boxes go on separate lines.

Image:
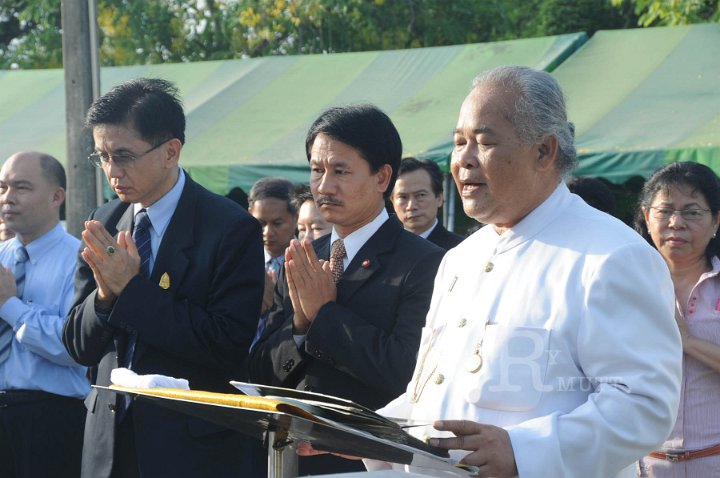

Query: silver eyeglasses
left=88, top=139, right=170, bottom=168
left=649, top=207, right=711, bottom=221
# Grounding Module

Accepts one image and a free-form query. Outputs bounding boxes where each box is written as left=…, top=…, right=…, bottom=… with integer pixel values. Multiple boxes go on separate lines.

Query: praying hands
left=284, top=238, right=335, bottom=334
left=80, top=220, right=141, bottom=308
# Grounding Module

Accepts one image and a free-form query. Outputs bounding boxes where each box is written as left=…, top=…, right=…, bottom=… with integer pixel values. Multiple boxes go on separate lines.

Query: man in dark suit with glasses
left=63, top=78, right=265, bottom=478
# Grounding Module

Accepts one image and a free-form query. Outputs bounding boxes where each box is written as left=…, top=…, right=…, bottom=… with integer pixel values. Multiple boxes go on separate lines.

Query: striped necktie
left=14, top=246, right=28, bottom=300
left=123, top=211, right=152, bottom=372
left=134, top=209, right=152, bottom=278
left=266, top=256, right=282, bottom=275
left=0, top=246, right=29, bottom=363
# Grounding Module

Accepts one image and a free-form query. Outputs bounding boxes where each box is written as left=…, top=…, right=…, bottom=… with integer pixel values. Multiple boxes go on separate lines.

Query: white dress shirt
left=293, top=208, right=389, bottom=347
left=329, top=208, right=389, bottom=270
left=416, top=219, right=439, bottom=239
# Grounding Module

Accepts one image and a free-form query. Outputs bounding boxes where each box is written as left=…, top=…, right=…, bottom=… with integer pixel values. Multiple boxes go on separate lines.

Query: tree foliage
left=537, top=0, right=636, bottom=36
left=0, top=0, right=62, bottom=69
left=611, top=0, right=719, bottom=26
left=0, top=0, right=714, bottom=70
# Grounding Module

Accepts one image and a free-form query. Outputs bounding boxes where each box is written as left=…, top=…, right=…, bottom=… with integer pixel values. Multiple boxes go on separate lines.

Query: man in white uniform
left=364, top=66, right=683, bottom=477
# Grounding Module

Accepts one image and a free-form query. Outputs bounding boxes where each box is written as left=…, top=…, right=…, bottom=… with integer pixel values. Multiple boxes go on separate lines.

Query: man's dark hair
left=248, top=177, right=297, bottom=214
left=31, top=153, right=65, bottom=190
left=290, top=183, right=314, bottom=212
left=305, top=104, right=402, bottom=200
left=398, top=157, right=443, bottom=197
left=567, top=176, right=616, bottom=216
left=226, top=187, right=249, bottom=209
left=86, top=78, right=186, bottom=145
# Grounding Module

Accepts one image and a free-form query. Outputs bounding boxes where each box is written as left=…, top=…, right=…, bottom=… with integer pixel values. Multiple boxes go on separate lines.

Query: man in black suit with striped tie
left=249, top=104, right=445, bottom=476
left=62, top=78, right=265, bottom=478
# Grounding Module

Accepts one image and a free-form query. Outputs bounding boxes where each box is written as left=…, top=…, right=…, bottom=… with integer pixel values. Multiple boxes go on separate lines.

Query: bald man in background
left=0, top=151, right=88, bottom=478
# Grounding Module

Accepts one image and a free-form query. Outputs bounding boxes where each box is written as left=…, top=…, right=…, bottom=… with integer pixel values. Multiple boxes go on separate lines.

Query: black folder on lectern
left=95, top=383, right=469, bottom=473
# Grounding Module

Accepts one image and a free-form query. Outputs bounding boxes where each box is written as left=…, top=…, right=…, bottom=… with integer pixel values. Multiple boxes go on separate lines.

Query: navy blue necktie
left=0, top=246, right=29, bottom=363
left=249, top=257, right=283, bottom=351
left=123, top=211, right=152, bottom=371
left=119, top=212, right=152, bottom=416
left=134, top=210, right=152, bottom=279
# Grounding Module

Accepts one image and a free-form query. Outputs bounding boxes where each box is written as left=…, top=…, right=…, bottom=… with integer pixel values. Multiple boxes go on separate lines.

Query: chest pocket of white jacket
left=464, top=325, right=551, bottom=412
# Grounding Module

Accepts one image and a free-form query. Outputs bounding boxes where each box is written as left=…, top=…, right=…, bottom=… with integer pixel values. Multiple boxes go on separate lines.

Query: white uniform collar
left=490, top=181, right=567, bottom=256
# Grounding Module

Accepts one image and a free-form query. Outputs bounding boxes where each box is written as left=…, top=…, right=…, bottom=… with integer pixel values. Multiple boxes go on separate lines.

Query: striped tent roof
left=0, top=33, right=586, bottom=194
left=562, top=23, right=720, bottom=183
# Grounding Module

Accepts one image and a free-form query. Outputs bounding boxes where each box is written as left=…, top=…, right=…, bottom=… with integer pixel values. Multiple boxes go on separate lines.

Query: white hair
left=472, top=65, right=577, bottom=176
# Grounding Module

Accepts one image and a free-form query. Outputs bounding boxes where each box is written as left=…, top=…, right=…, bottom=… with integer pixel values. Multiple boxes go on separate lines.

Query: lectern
left=99, top=385, right=474, bottom=478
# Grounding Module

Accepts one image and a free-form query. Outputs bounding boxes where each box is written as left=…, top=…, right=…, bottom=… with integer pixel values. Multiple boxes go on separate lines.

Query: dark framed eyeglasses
left=88, top=139, right=171, bottom=169
left=649, top=207, right=711, bottom=221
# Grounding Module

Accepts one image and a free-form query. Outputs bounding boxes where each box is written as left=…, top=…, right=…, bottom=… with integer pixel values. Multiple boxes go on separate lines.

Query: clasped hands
left=0, top=264, right=18, bottom=306
left=81, top=220, right=142, bottom=309
left=284, top=239, right=336, bottom=334
left=297, top=420, right=518, bottom=478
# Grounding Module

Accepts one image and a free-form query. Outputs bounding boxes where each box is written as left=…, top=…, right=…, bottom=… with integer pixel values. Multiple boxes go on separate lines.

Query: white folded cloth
left=110, top=367, right=190, bottom=390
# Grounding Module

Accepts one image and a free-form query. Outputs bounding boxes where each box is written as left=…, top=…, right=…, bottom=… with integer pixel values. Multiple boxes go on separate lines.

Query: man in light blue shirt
left=0, top=151, right=89, bottom=478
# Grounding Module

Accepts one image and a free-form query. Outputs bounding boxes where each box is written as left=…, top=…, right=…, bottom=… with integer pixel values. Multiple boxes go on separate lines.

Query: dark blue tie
left=123, top=211, right=152, bottom=371
left=119, top=212, right=152, bottom=416
left=0, top=246, right=29, bottom=363
left=249, top=257, right=283, bottom=351
left=134, top=209, right=152, bottom=279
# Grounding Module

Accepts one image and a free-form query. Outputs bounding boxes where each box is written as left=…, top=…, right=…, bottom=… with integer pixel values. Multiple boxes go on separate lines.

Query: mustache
left=316, top=196, right=343, bottom=207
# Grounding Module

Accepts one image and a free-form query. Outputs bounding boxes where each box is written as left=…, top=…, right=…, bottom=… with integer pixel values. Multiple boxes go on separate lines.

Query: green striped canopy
left=3, top=24, right=716, bottom=195
left=393, top=24, right=720, bottom=185
left=560, top=23, right=720, bottom=183
left=0, top=33, right=586, bottom=195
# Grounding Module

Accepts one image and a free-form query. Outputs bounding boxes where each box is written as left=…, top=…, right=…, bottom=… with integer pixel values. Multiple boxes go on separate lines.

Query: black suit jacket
left=248, top=217, right=443, bottom=409
left=63, top=174, right=264, bottom=478
left=427, top=223, right=464, bottom=250
left=248, top=217, right=444, bottom=475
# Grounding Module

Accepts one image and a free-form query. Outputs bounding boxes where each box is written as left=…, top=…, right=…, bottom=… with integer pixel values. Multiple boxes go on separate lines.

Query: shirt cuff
left=293, top=334, right=307, bottom=348
left=0, top=296, right=26, bottom=328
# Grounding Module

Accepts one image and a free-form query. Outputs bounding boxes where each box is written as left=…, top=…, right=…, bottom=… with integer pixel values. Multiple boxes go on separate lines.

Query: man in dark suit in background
left=247, top=177, right=298, bottom=347
left=248, top=104, right=445, bottom=476
left=391, top=157, right=464, bottom=250
left=62, top=78, right=265, bottom=478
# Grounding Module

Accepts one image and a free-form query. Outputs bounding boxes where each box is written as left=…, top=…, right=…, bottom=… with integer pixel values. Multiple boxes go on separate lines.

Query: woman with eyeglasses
left=634, top=161, right=720, bottom=477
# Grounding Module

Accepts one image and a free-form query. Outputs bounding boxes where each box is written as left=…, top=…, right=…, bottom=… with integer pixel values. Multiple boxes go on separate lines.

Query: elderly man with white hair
left=354, top=66, right=683, bottom=477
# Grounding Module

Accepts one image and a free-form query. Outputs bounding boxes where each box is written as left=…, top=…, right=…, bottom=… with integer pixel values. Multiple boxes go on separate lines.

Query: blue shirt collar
left=132, top=169, right=185, bottom=235
left=13, top=222, right=66, bottom=264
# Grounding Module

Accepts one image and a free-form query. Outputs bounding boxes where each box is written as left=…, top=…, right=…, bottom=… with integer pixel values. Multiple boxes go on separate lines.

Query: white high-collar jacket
left=369, top=183, right=682, bottom=478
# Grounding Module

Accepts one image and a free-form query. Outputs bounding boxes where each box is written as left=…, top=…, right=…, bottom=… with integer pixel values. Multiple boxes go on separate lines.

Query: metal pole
left=87, top=0, right=105, bottom=206
left=267, top=430, right=297, bottom=478
left=445, top=172, right=456, bottom=233
left=61, top=0, right=100, bottom=238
